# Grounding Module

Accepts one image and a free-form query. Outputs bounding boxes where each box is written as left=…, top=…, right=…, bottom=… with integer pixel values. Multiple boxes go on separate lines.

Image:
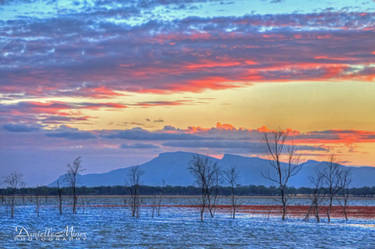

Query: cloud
left=2, top=123, right=41, bottom=132
left=120, top=143, right=160, bottom=149
left=45, top=126, right=96, bottom=140
left=0, top=101, right=126, bottom=126
left=1, top=4, right=374, bottom=98
left=103, top=127, right=205, bottom=140
left=0, top=101, right=126, bottom=115
left=295, top=129, right=375, bottom=144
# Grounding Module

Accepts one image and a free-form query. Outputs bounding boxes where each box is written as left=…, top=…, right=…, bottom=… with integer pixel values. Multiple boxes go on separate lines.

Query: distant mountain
left=49, top=151, right=375, bottom=188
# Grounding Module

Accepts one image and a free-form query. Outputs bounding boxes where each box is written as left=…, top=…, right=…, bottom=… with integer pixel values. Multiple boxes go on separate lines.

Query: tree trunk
left=58, top=191, right=63, bottom=215
left=73, top=187, right=77, bottom=214
left=231, top=194, right=236, bottom=219
left=200, top=205, right=205, bottom=222
left=314, top=203, right=320, bottom=223
left=281, top=188, right=287, bottom=220
left=327, top=196, right=333, bottom=223
left=35, top=195, right=40, bottom=217
left=10, top=196, right=15, bottom=219
left=343, top=198, right=348, bottom=221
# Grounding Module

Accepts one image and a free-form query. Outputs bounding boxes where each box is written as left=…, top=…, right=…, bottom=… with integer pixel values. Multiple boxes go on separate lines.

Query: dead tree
left=127, top=166, right=143, bottom=218
left=262, top=130, right=301, bottom=220
left=3, top=172, right=24, bottom=218
left=57, top=180, right=63, bottom=215
left=224, top=167, right=239, bottom=219
left=340, top=169, right=352, bottom=221
left=304, top=170, right=325, bottom=223
left=65, top=157, right=82, bottom=214
left=208, top=168, right=220, bottom=218
left=322, top=154, right=343, bottom=223
left=156, top=180, right=166, bottom=217
left=188, top=155, right=220, bottom=221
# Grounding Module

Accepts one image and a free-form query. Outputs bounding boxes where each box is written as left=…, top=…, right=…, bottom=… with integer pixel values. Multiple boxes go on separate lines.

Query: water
left=1, top=197, right=375, bottom=248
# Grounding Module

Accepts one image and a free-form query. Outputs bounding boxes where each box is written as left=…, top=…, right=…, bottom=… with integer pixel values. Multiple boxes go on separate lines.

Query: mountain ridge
left=49, top=151, right=375, bottom=188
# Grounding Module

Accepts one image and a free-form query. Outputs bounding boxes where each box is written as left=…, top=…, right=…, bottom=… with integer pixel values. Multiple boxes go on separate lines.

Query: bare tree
left=208, top=168, right=220, bottom=218
left=322, top=154, right=343, bottom=223
left=127, top=166, right=143, bottom=218
left=188, top=155, right=220, bottom=221
left=262, top=130, right=302, bottom=220
left=304, top=170, right=325, bottom=223
left=3, top=172, right=24, bottom=218
left=65, top=157, right=82, bottom=214
left=340, top=169, right=352, bottom=221
left=57, top=180, right=63, bottom=215
left=224, top=167, right=239, bottom=219
left=156, top=179, right=166, bottom=217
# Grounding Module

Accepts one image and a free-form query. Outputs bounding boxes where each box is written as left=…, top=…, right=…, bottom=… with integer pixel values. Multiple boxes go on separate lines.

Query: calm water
left=1, top=197, right=375, bottom=248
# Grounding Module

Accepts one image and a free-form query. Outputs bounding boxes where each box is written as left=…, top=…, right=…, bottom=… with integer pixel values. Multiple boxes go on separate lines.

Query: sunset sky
left=1, top=0, right=375, bottom=185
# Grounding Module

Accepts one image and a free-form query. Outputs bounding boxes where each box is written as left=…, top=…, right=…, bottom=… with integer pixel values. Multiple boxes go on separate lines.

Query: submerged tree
left=224, top=167, right=239, bottom=219
left=304, top=169, right=325, bottom=223
left=3, top=172, right=24, bottom=218
left=262, top=129, right=302, bottom=221
left=188, top=155, right=220, bottom=221
left=65, top=157, right=82, bottom=214
left=322, top=154, right=343, bottom=223
left=127, top=166, right=143, bottom=218
left=340, top=168, right=352, bottom=221
left=57, top=179, right=63, bottom=215
left=156, top=179, right=166, bottom=217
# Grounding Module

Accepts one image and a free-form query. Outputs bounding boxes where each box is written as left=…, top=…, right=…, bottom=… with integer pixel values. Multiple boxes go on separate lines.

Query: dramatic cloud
left=2, top=0, right=375, bottom=184
left=1, top=1, right=374, bottom=98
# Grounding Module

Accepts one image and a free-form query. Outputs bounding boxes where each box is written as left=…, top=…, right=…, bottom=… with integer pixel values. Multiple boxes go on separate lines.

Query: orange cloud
left=216, top=122, right=235, bottom=130
left=80, top=86, right=124, bottom=98
left=169, top=76, right=242, bottom=93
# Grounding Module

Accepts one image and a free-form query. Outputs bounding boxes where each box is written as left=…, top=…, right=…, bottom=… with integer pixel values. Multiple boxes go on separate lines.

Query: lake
left=1, top=196, right=375, bottom=248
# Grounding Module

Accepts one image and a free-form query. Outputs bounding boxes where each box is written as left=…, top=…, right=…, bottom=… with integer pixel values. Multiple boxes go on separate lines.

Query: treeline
left=1, top=185, right=375, bottom=197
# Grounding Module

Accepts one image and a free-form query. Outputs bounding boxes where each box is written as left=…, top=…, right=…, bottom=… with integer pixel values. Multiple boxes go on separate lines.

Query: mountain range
left=50, top=151, right=375, bottom=188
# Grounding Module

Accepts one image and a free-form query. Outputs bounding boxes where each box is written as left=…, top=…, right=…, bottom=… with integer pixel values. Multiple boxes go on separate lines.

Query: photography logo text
left=13, top=225, right=87, bottom=241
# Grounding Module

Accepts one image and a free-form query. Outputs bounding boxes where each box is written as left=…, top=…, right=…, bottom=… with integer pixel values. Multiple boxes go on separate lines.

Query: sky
left=1, top=0, right=375, bottom=186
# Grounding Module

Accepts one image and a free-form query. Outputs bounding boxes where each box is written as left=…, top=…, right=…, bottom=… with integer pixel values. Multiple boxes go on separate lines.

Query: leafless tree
left=208, top=168, right=220, bottom=218
left=57, top=180, right=63, bottom=215
left=304, top=170, right=325, bottom=223
left=156, top=180, right=166, bottom=217
left=340, top=168, right=352, bottom=221
left=127, top=166, right=143, bottom=218
left=224, top=167, right=239, bottom=219
left=188, top=155, right=220, bottom=221
left=65, top=157, right=82, bottom=214
left=3, top=172, right=24, bottom=218
left=322, top=154, right=343, bottom=223
left=262, top=130, right=302, bottom=220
